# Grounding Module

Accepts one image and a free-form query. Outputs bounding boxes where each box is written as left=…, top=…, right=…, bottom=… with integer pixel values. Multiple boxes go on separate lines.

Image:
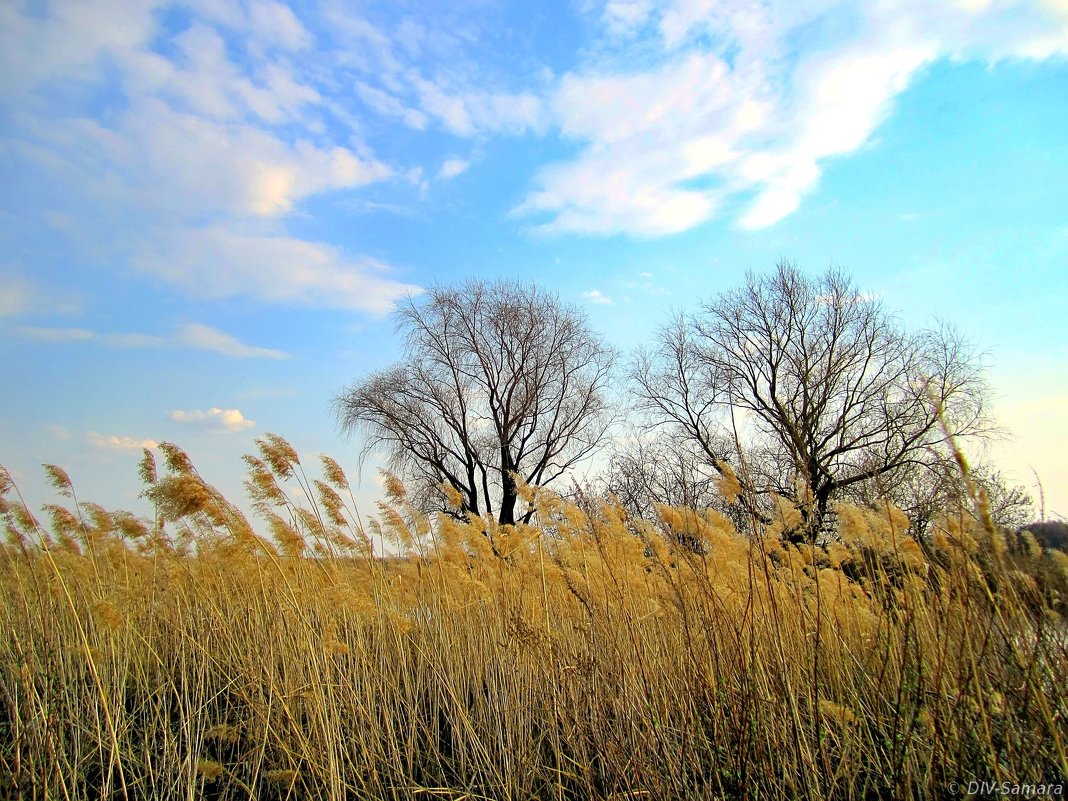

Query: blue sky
left=2, top=0, right=1067, bottom=522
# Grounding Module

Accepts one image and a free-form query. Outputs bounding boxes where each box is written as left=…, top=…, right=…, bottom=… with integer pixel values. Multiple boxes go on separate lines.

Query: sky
left=2, top=0, right=1067, bottom=527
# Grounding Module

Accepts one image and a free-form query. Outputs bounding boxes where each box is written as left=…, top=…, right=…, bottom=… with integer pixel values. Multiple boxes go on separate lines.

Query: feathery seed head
left=819, top=699, right=857, bottom=727
left=260, top=433, right=299, bottom=478
left=713, top=461, right=741, bottom=504
left=899, top=537, right=927, bottom=571
left=1019, top=530, right=1040, bottom=559
left=43, top=504, right=79, bottom=538
left=442, top=482, right=464, bottom=511
left=205, top=723, right=240, bottom=743
left=267, top=513, right=305, bottom=556
left=158, top=442, right=194, bottom=475
left=382, top=472, right=406, bottom=502
left=265, top=769, right=299, bottom=786
left=195, top=759, right=224, bottom=780
left=111, top=510, right=150, bottom=541
left=80, top=502, right=111, bottom=533
left=320, top=454, right=349, bottom=491
left=244, top=455, right=286, bottom=507
left=145, top=474, right=215, bottom=521
left=314, top=479, right=348, bottom=527
left=827, top=541, right=852, bottom=568
left=43, top=464, right=73, bottom=497
left=837, top=504, right=873, bottom=548
left=138, top=448, right=157, bottom=485
left=324, top=623, right=350, bottom=655
left=92, top=600, right=125, bottom=632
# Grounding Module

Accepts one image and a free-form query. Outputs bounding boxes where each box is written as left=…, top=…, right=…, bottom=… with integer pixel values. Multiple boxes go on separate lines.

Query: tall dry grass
left=1, top=435, right=1065, bottom=800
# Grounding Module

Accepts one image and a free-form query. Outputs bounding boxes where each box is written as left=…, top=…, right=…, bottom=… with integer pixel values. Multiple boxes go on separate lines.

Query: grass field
left=1, top=436, right=1065, bottom=800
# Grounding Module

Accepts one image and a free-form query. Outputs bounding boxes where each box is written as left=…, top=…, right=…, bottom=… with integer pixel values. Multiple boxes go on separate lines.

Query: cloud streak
left=19, top=323, right=288, bottom=359
left=0, top=273, right=81, bottom=318
left=136, top=228, right=419, bottom=313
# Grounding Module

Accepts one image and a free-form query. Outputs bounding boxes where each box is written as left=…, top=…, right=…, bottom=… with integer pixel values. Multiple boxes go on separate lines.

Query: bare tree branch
left=334, top=279, right=618, bottom=525
left=630, top=262, right=994, bottom=540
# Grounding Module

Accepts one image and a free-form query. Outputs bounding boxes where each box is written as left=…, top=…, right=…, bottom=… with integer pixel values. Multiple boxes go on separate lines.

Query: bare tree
left=632, top=262, right=992, bottom=538
left=334, top=279, right=617, bottom=525
left=857, top=462, right=1032, bottom=537
left=604, top=432, right=721, bottom=520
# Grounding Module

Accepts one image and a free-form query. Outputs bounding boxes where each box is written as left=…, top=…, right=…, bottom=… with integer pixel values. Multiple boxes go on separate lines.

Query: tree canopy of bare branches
left=631, top=262, right=992, bottom=537
left=334, top=279, right=617, bottom=525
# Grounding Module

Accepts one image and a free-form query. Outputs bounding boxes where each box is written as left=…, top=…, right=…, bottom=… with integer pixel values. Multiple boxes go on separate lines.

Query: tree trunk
left=811, top=484, right=834, bottom=542
left=499, top=450, right=517, bottom=526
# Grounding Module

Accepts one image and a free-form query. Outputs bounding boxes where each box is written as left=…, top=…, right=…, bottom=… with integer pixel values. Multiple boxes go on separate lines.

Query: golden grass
left=0, top=437, right=1065, bottom=800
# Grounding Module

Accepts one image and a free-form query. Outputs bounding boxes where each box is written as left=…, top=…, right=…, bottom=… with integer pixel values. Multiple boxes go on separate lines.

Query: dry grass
left=1, top=436, right=1065, bottom=800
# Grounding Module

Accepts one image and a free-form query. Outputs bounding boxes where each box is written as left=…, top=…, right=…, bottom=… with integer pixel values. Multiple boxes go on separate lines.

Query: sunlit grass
left=1, top=436, right=1065, bottom=800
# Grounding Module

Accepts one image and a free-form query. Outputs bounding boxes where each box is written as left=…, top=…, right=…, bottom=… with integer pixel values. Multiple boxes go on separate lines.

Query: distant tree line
left=1020, top=521, right=1068, bottom=552
left=335, top=263, right=1036, bottom=543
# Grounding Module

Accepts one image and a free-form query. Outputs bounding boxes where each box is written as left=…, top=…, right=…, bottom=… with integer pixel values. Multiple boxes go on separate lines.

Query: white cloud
left=136, top=227, right=419, bottom=313
left=438, top=158, right=471, bottom=180
left=522, top=0, right=1068, bottom=235
left=321, top=5, right=404, bottom=79
left=114, top=23, right=321, bottom=125
left=410, top=75, right=545, bottom=136
left=603, top=0, right=655, bottom=36
left=175, top=324, right=287, bottom=359
left=19, top=323, right=287, bottom=358
left=582, top=289, right=614, bottom=305
left=169, top=407, right=255, bottom=432
left=89, top=432, right=159, bottom=452
left=247, top=0, right=313, bottom=51
left=1, top=0, right=416, bottom=314
left=72, top=96, right=391, bottom=219
left=322, top=4, right=545, bottom=137
left=0, top=0, right=161, bottom=97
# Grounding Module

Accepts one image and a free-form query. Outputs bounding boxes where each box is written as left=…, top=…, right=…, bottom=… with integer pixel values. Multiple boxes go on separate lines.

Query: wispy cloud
left=408, top=75, right=545, bottom=136
left=0, top=273, right=81, bottom=318
left=47, top=424, right=74, bottom=441
left=88, top=432, right=159, bottom=452
left=169, top=407, right=255, bottom=432
left=0, top=277, right=35, bottom=318
left=624, top=272, right=670, bottom=297
left=176, top=324, right=288, bottom=359
left=18, top=327, right=95, bottom=343
left=518, top=0, right=1068, bottom=236
left=19, top=323, right=288, bottom=359
left=355, top=81, right=429, bottom=130
left=438, top=158, right=471, bottom=180
left=323, top=5, right=546, bottom=137
left=135, top=228, right=418, bottom=313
